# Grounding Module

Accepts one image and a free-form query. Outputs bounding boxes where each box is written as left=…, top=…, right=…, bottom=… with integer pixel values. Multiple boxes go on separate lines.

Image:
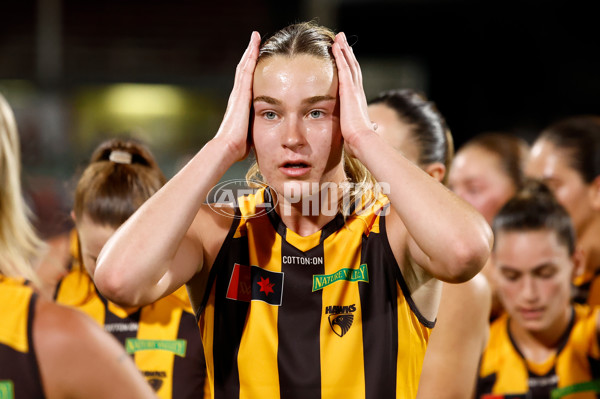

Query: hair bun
left=109, top=150, right=132, bottom=164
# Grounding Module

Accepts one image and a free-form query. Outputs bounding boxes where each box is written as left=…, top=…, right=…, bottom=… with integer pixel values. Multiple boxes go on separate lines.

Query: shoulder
left=571, top=304, right=600, bottom=347
left=33, top=297, right=108, bottom=354
left=442, top=273, right=492, bottom=306
left=33, top=297, right=156, bottom=398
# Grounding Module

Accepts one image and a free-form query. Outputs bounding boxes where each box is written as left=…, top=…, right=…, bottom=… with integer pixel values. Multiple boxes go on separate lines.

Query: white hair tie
left=109, top=150, right=132, bottom=164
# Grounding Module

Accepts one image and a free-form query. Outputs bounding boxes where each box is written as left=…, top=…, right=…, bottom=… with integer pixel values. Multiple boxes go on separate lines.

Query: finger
left=341, top=33, right=362, bottom=86
left=332, top=41, right=352, bottom=89
left=233, top=31, right=260, bottom=90
left=336, top=33, right=359, bottom=85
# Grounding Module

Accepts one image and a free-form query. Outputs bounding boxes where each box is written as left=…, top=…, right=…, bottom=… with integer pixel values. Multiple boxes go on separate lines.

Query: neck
left=509, top=306, right=572, bottom=361
left=275, top=182, right=344, bottom=236
left=577, top=216, right=600, bottom=273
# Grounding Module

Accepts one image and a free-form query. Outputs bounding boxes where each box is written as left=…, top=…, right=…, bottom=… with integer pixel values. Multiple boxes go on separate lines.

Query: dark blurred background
left=1, top=0, right=598, bottom=187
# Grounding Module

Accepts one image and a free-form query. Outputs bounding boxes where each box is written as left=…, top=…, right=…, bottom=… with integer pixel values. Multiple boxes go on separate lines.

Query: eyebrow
left=253, top=96, right=282, bottom=106
left=253, top=95, right=336, bottom=106
left=497, top=262, right=556, bottom=273
left=302, top=95, right=336, bottom=105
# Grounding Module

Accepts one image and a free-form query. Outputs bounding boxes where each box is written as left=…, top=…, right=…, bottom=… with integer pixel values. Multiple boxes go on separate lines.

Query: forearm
left=94, top=138, right=237, bottom=305
left=417, top=278, right=490, bottom=398
left=353, top=131, right=493, bottom=281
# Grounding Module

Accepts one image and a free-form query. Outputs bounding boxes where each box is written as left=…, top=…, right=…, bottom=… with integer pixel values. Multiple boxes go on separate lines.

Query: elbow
left=444, top=226, right=493, bottom=284
left=94, top=261, right=142, bottom=307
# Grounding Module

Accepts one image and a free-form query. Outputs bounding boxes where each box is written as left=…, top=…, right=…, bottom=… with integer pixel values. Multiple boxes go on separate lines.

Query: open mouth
left=284, top=162, right=309, bottom=168
left=280, top=161, right=311, bottom=177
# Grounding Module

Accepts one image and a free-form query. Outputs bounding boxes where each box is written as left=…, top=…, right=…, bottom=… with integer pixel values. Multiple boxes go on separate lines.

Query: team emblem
left=148, top=378, right=163, bottom=392
left=328, top=314, right=354, bottom=337
left=325, top=304, right=356, bottom=337
left=143, top=370, right=166, bottom=392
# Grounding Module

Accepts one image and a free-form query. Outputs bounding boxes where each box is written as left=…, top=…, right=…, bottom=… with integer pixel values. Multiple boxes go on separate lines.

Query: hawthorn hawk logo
left=325, top=304, right=356, bottom=337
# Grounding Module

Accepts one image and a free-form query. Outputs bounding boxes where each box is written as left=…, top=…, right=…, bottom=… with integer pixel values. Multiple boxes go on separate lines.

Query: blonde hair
left=0, top=93, right=44, bottom=281
left=247, top=21, right=381, bottom=216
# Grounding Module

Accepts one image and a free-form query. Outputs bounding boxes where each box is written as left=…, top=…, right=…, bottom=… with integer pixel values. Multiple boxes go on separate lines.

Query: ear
left=571, top=245, right=585, bottom=281
left=423, top=162, right=446, bottom=183
left=590, top=175, right=600, bottom=210
left=70, top=210, right=76, bottom=223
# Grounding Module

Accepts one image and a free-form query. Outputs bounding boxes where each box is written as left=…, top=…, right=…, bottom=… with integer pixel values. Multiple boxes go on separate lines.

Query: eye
left=536, top=265, right=558, bottom=279
left=309, top=110, right=323, bottom=119
left=500, top=269, right=520, bottom=282
left=263, top=111, right=277, bottom=120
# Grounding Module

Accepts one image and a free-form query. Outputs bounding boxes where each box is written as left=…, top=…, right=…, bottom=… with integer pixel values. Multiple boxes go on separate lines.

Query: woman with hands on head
left=95, top=21, right=492, bottom=398
left=0, top=93, right=156, bottom=399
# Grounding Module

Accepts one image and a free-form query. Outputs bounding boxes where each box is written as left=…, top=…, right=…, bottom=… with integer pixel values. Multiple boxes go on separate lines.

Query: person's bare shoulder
left=33, top=298, right=156, bottom=399
left=439, top=273, right=492, bottom=351
left=442, top=273, right=491, bottom=309
left=196, top=203, right=237, bottom=260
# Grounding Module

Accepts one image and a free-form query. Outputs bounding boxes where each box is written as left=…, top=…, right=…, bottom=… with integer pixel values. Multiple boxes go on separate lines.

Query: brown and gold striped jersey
left=0, top=276, right=45, bottom=399
left=196, top=189, right=434, bottom=399
left=477, top=305, right=600, bottom=399
left=56, top=259, right=206, bottom=399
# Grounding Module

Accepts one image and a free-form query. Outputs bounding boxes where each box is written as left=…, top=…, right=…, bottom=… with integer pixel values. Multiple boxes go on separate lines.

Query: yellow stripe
left=199, top=285, right=216, bottom=399
left=136, top=297, right=182, bottom=399
left=238, top=215, right=281, bottom=399
left=0, top=279, right=31, bottom=353
left=55, top=268, right=106, bottom=326
left=396, top=284, right=431, bottom=398
left=320, top=226, right=365, bottom=399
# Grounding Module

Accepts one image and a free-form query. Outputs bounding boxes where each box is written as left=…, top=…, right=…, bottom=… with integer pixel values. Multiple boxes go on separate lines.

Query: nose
left=521, top=275, right=539, bottom=303
left=281, top=116, right=306, bottom=150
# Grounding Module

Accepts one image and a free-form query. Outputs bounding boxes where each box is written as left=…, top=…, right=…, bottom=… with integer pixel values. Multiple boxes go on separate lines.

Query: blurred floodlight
left=104, top=84, right=185, bottom=117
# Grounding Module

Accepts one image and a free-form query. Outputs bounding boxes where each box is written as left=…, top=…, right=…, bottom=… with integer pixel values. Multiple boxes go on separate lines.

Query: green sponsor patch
left=551, top=380, right=600, bottom=398
left=125, top=339, right=187, bottom=357
left=0, top=381, right=14, bottom=399
left=312, top=264, right=369, bottom=291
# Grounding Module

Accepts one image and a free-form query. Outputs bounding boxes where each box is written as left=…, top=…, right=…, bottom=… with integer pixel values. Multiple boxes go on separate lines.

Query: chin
left=519, top=318, right=550, bottom=334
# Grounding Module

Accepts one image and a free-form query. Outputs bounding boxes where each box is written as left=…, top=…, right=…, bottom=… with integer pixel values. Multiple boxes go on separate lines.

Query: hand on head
left=331, top=32, right=376, bottom=157
left=214, top=31, right=261, bottom=163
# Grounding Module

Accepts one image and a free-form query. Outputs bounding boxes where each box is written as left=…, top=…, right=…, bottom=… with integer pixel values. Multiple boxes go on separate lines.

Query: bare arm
left=35, top=299, right=157, bottom=399
left=416, top=274, right=491, bottom=399
left=94, top=32, right=261, bottom=307
left=332, top=33, right=492, bottom=283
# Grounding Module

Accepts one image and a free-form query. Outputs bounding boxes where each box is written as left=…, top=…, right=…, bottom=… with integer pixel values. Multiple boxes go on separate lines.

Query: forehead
left=528, top=139, right=573, bottom=174
left=77, top=214, right=115, bottom=253
left=450, top=146, right=505, bottom=181
left=253, top=54, right=338, bottom=100
left=493, top=229, right=570, bottom=269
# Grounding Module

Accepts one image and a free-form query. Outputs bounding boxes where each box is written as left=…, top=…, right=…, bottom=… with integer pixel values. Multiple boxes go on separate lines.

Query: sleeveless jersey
left=196, top=189, right=434, bottom=399
left=55, top=253, right=206, bottom=399
left=476, top=305, right=600, bottom=399
left=0, top=276, right=45, bottom=399
left=573, top=270, right=600, bottom=307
